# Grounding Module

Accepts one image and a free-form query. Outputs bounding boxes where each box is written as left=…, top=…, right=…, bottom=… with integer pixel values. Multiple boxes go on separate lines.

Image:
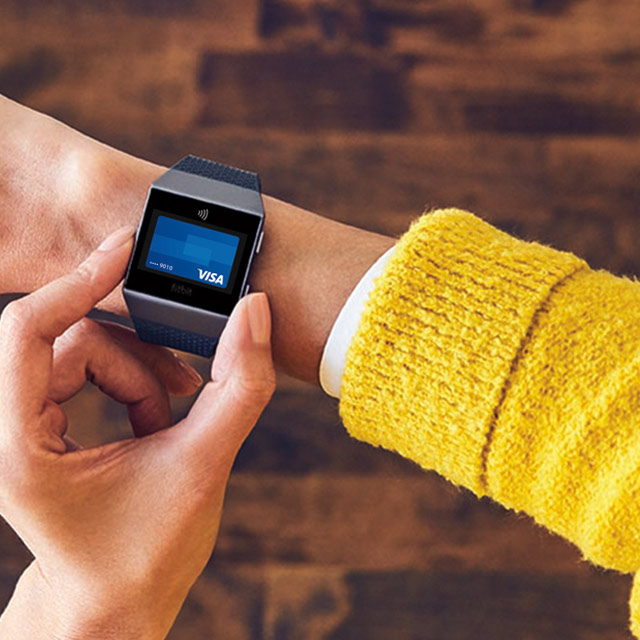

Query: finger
left=0, top=226, right=135, bottom=420
left=168, top=293, right=275, bottom=469
left=51, top=318, right=172, bottom=437
left=99, top=322, right=203, bottom=396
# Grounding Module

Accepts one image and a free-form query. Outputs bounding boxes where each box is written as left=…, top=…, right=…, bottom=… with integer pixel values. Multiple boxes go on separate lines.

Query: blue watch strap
left=130, top=315, right=218, bottom=358
left=172, top=155, right=261, bottom=192
left=132, top=155, right=258, bottom=357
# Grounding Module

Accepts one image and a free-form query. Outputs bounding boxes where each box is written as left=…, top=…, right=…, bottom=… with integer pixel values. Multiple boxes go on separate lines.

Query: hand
left=0, top=227, right=276, bottom=639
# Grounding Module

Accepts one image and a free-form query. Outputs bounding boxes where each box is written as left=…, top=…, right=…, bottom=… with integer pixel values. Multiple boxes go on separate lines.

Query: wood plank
left=263, top=567, right=632, bottom=640
left=115, top=129, right=640, bottom=274
left=233, top=390, right=417, bottom=475
left=2, top=0, right=639, bottom=138
left=0, top=2, right=639, bottom=638
left=168, top=566, right=265, bottom=640
left=0, top=514, right=632, bottom=640
left=216, top=473, right=607, bottom=574
left=259, top=0, right=640, bottom=60
left=197, top=50, right=410, bottom=131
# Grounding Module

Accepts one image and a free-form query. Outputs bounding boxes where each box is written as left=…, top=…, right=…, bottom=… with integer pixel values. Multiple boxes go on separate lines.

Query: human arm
left=0, top=228, right=275, bottom=639
left=0, top=95, right=394, bottom=384
left=10, top=94, right=640, bottom=636
left=337, top=209, right=640, bottom=637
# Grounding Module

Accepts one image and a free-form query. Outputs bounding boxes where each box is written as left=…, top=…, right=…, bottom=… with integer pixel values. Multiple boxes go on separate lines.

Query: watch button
left=256, top=231, right=264, bottom=254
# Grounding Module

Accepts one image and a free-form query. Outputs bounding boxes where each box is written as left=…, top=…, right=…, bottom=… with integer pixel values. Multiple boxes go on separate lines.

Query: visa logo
left=198, top=269, right=225, bottom=286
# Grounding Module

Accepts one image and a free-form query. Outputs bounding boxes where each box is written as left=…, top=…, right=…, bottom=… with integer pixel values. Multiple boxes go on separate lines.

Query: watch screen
left=124, top=188, right=263, bottom=316
left=142, top=213, right=245, bottom=292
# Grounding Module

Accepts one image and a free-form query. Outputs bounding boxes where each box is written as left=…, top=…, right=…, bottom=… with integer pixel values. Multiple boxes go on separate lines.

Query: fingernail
left=176, top=356, right=204, bottom=387
left=247, top=293, right=271, bottom=346
left=98, top=225, right=136, bottom=251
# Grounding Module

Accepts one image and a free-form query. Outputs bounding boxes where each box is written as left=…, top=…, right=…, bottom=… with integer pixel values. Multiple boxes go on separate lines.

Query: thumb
left=212, top=291, right=273, bottom=385
left=174, top=292, right=275, bottom=464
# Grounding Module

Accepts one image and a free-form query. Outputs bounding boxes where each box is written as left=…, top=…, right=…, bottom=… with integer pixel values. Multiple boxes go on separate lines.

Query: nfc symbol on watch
left=197, top=209, right=209, bottom=221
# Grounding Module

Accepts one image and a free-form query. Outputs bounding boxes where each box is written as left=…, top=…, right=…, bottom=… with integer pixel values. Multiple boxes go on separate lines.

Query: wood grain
left=1, top=0, right=639, bottom=637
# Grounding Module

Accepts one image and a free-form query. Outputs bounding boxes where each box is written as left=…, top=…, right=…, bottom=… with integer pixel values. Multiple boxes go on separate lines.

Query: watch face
left=124, top=188, right=262, bottom=316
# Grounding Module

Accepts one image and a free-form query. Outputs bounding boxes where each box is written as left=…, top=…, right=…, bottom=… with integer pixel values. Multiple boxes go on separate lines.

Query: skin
left=0, top=95, right=395, bottom=383
left=0, top=229, right=276, bottom=639
left=0, top=95, right=394, bottom=637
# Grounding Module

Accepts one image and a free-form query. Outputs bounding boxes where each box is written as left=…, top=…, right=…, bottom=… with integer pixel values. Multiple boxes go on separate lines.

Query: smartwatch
left=123, top=155, right=265, bottom=358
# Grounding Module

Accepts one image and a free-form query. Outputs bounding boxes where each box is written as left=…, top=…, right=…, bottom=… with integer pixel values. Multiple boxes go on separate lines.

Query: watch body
left=123, top=156, right=265, bottom=357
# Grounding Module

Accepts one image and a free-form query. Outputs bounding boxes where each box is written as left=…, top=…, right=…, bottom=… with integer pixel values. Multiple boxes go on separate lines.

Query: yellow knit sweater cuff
left=339, top=208, right=587, bottom=496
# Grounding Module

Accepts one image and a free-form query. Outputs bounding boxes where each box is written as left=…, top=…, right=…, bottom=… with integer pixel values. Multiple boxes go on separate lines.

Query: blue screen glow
left=145, top=215, right=240, bottom=289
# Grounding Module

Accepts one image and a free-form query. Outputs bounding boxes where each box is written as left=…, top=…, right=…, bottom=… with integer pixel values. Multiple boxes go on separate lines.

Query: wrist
left=87, top=149, right=163, bottom=316
left=52, top=140, right=394, bottom=383
left=253, top=195, right=395, bottom=382
left=0, top=563, right=168, bottom=640
left=98, top=159, right=393, bottom=382
left=1, top=100, right=392, bottom=386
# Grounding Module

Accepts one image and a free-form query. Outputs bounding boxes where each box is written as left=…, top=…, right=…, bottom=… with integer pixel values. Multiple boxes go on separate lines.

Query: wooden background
left=1, top=0, right=640, bottom=638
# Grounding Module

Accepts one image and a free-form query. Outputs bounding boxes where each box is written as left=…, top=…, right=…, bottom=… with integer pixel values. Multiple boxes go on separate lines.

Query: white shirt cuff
left=319, top=246, right=396, bottom=398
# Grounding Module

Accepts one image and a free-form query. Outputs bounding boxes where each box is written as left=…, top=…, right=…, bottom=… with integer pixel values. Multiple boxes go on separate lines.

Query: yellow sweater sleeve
left=339, top=208, right=640, bottom=637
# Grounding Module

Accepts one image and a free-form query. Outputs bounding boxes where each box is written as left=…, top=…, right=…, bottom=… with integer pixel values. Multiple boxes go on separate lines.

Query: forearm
left=0, top=563, right=166, bottom=640
left=93, top=155, right=393, bottom=383
left=0, top=110, right=393, bottom=383
left=0, top=566, right=53, bottom=640
left=0, top=566, right=86, bottom=640
left=252, top=195, right=394, bottom=382
left=98, top=156, right=393, bottom=382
